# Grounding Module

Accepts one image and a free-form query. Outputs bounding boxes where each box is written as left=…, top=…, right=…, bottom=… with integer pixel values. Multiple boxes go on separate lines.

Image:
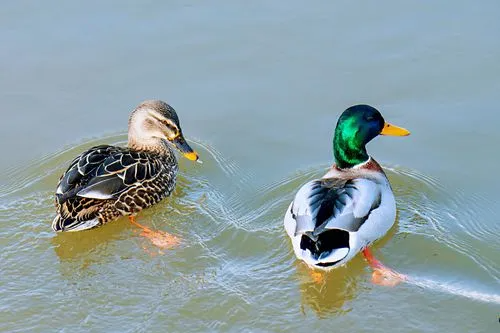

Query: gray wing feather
left=291, top=178, right=381, bottom=236
left=294, top=215, right=316, bottom=236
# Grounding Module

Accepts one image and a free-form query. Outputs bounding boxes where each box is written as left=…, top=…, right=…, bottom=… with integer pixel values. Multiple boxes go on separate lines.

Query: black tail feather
left=300, top=229, right=350, bottom=260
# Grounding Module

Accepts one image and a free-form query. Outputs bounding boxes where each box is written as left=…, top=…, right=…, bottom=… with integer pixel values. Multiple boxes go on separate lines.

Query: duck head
left=333, top=105, right=410, bottom=169
left=128, top=100, right=200, bottom=162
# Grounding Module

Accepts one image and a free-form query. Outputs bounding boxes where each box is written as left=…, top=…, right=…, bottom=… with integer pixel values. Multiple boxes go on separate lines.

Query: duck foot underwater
left=129, top=216, right=181, bottom=250
left=306, top=249, right=406, bottom=287
left=362, top=247, right=406, bottom=287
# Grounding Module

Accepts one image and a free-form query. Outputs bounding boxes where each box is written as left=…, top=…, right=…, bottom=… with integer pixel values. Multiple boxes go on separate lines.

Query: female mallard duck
left=53, top=100, right=199, bottom=247
left=284, top=105, right=410, bottom=285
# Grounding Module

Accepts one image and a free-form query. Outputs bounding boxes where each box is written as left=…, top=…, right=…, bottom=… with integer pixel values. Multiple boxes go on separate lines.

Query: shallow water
left=1, top=1, right=500, bottom=332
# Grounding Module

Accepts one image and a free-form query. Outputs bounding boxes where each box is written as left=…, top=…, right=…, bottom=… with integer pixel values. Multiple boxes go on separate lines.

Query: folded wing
left=291, top=177, right=381, bottom=240
left=56, top=145, right=161, bottom=204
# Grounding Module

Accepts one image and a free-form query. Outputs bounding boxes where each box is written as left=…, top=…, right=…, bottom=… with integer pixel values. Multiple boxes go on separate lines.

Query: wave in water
left=1, top=136, right=498, bottom=309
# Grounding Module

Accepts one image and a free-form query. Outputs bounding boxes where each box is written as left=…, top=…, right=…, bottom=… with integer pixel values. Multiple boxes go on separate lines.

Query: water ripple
left=1, top=137, right=499, bottom=333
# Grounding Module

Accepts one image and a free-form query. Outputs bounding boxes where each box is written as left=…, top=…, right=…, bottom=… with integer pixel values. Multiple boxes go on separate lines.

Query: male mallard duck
left=53, top=100, right=199, bottom=247
left=284, top=105, right=410, bottom=285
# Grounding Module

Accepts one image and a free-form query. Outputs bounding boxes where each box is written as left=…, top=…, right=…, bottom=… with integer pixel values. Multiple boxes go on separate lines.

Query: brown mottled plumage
left=52, top=100, right=199, bottom=232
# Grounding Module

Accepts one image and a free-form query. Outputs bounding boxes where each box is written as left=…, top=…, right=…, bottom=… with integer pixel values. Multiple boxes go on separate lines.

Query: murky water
left=1, top=1, right=499, bottom=332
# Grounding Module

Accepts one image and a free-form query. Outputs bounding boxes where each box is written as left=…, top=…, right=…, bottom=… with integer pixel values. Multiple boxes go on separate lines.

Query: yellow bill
left=172, top=135, right=201, bottom=162
left=183, top=152, right=199, bottom=161
left=380, top=122, right=410, bottom=136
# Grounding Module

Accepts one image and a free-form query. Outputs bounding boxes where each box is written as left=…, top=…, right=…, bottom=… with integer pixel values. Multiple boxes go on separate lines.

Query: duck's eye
left=167, top=132, right=180, bottom=141
left=366, top=116, right=374, bottom=121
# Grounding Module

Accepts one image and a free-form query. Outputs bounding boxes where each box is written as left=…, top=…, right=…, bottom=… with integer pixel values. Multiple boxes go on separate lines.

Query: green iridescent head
left=333, top=105, right=410, bottom=169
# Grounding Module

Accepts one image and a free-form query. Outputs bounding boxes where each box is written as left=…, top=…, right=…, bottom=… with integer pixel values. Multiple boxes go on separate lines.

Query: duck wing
left=290, top=177, right=382, bottom=240
left=56, top=145, right=163, bottom=204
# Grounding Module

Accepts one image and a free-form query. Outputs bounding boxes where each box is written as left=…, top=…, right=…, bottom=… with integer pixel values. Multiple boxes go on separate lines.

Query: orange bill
left=380, top=122, right=410, bottom=136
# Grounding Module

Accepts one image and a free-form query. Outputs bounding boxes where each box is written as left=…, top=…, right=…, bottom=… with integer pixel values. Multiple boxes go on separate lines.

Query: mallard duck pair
left=53, top=101, right=409, bottom=284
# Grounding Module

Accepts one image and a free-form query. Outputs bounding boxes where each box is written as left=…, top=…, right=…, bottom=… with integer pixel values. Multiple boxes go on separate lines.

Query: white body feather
left=284, top=159, right=396, bottom=270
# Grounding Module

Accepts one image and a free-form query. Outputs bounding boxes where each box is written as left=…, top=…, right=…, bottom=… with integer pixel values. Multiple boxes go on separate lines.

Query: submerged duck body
left=284, top=105, right=409, bottom=271
left=52, top=100, right=199, bottom=232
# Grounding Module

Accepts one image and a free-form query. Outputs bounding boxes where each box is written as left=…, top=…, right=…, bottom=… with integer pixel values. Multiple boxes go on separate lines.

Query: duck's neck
left=127, top=118, right=174, bottom=155
left=128, top=136, right=173, bottom=156
left=333, top=127, right=369, bottom=169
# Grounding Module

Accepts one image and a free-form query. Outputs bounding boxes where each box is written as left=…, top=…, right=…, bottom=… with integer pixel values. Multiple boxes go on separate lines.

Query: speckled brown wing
left=53, top=145, right=177, bottom=232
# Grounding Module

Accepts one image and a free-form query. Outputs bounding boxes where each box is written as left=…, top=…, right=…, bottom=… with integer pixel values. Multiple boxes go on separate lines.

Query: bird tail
left=52, top=215, right=100, bottom=232
left=299, top=228, right=351, bottom=267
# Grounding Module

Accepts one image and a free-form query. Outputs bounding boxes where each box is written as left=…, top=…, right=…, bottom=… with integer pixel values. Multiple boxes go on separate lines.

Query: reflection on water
left=1, top=137, right=499, bottom=332
left=51, top=217, right=130, bottom=262
left=297, top=260, right=364, bottom=317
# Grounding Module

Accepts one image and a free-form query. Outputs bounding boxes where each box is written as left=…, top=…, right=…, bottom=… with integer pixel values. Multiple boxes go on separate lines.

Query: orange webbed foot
left=371, top=266, right=407, bottom=287
left=138, top=227, right=181, bottom=250
left=129, top=216, right=181, bottom=251
left=309, top=270, right=326, bottom=284
left=362, top=247, right=406, bottom=287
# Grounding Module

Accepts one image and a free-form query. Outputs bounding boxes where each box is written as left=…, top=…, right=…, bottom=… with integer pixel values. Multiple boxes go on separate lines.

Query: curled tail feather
left=52, top=215, right=100, bottom=232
